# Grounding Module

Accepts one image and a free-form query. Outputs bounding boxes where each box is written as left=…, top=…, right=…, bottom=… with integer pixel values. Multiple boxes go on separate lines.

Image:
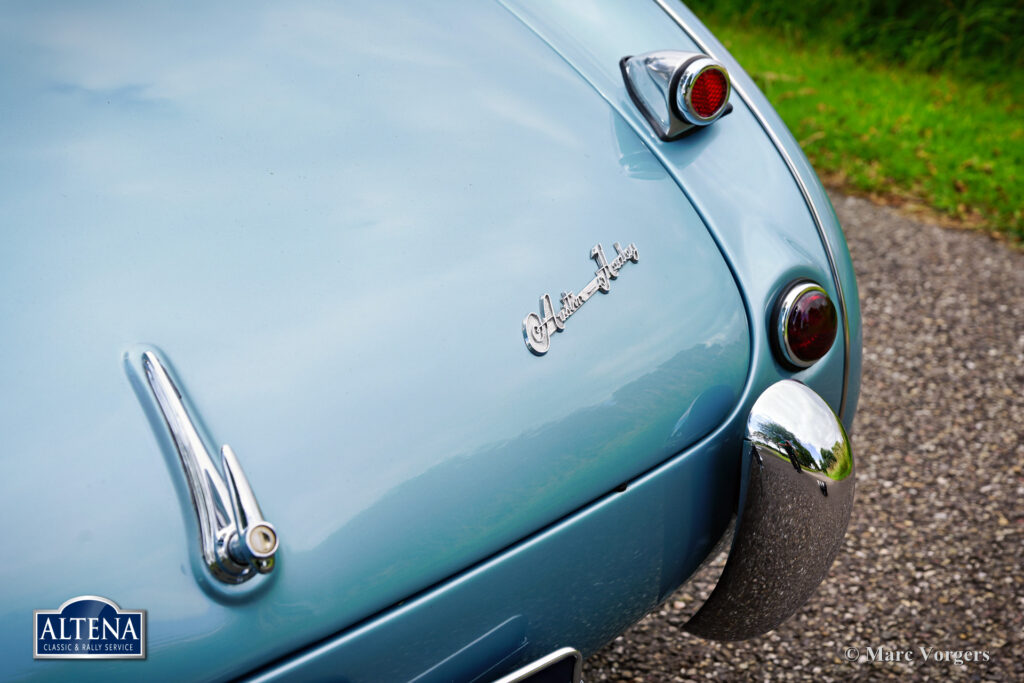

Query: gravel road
left=584, top=192, right=1024, bottom=681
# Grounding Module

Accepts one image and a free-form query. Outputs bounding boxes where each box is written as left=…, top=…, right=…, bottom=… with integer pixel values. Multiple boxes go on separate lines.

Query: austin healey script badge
left=522, top=242, right=639, bottom=355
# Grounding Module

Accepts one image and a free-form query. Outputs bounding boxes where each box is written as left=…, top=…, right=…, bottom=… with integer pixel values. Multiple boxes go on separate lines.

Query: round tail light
left=690, top=68, right=728, bottom=118
left=675, top=60, right=731, bottom=125
left=775, top=282, right=838, bottom=368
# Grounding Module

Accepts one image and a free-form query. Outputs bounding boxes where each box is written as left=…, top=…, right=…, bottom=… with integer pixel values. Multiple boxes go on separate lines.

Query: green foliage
left=696, top=18, right=1023, bottom=241
left=685, top=0, right=1023, bottom=79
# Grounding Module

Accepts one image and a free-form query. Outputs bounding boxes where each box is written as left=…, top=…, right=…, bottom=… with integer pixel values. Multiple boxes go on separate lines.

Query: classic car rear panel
left=0, top=1, right=776, bottom=680
left=248, top=432, right=744, bottom=683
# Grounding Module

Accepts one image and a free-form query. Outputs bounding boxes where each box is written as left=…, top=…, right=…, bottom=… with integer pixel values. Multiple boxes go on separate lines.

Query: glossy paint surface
left=258, top=0, right=865, bottom=675
left=0, top=1, right=754, bottom=680
left=500, top=0, right=861, bottom=428
left=252, top=427, right=740, bottom=683
left=648, top=0, right=863, bottom=425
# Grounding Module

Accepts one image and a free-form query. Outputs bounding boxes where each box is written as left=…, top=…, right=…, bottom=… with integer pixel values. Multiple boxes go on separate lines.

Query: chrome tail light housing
left=621, top=50, right=732, bottom=141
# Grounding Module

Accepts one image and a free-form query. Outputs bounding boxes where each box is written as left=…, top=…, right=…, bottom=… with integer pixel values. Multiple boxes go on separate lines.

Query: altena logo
left=34, top=596, right=146, bottom=659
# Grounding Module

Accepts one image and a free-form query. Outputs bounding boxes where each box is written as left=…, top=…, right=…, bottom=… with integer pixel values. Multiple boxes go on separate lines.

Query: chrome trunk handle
left=142, top=351, right=278, bottom=584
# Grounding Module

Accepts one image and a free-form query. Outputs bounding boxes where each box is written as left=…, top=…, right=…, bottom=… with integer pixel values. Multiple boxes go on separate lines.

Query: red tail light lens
left=690, top=68, right=728, bottom=119
left=671, top=58, right=731, bottom=127
left=776, top=283, right=838, bottom=368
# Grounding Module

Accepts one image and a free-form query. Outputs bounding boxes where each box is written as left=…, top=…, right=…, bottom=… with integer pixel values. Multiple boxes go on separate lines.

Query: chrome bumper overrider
left=686, top=380, right=855, bottom=640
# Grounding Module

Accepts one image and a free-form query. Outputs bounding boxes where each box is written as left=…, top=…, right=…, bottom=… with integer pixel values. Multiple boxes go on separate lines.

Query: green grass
left=707, top=21, right=1024, bottom=243
left=685, top=0, right=1024, bottom=81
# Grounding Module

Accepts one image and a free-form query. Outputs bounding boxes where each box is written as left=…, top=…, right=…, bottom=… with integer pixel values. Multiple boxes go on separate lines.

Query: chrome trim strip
left=651, top=0, right=851, bottom=417
left=490, top=647, right=582, bottom=683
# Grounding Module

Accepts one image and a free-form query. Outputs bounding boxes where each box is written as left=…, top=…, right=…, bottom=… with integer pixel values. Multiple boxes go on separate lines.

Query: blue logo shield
left=34, top=596, right=146, bottom=659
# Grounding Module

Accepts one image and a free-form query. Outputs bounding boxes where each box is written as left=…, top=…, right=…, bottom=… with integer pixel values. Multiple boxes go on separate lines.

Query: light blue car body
left=0, top=1, right=861, bottom=681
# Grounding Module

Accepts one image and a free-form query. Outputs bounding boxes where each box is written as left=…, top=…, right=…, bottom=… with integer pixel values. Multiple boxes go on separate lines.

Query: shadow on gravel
left=585, top=191, right=1024, bottom=682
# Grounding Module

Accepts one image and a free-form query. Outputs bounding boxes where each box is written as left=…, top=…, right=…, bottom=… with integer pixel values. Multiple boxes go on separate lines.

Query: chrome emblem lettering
left=523, top=242, right=639, bottom=355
